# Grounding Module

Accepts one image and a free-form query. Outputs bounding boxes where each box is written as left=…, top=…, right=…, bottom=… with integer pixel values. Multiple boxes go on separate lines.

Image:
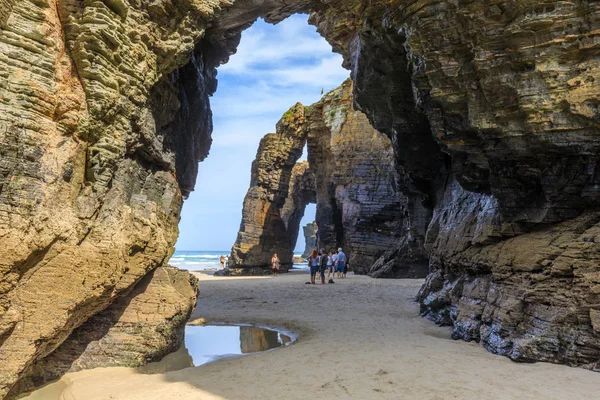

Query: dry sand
left=24, top=271, right=600, bottom=400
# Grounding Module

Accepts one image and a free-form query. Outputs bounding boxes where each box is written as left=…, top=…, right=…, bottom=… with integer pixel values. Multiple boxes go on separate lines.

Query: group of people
left=308, top=248, right=347, bottom=284
left=268, top=249, right=348, bottom=282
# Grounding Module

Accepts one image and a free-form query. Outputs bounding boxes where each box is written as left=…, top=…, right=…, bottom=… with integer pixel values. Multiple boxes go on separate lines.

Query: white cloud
left=176, top=14, right=348, bottom=251
left=220, top=16, right=336, bottom=74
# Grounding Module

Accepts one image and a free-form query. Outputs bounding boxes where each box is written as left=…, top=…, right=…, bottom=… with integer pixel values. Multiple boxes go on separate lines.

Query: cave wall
left=0, top=0, right=230, bottom=394
left=1, top=0, right=600, bottom=394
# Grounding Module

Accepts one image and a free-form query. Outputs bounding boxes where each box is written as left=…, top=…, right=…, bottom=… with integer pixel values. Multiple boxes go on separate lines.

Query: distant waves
left=169, top=251, right=309, bottom=271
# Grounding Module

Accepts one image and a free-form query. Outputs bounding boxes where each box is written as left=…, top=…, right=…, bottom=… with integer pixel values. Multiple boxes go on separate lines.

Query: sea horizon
left=170, top=250, right=306, bottom=271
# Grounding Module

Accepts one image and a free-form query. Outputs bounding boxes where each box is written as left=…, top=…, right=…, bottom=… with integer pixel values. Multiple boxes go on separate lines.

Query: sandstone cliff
left=230, top=81, right=411, bottom=275
left=229, top=105, right=315, bottom=272
left=1, top=0, right=599, bottom=394
left=9, top=267, right=198, bottom=397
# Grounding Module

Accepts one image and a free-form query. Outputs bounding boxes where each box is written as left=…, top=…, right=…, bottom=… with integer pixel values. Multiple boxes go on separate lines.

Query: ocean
left=169, top=250, right=308, bottom=271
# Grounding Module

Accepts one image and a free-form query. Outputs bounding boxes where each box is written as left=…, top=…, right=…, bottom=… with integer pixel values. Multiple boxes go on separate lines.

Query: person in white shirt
left=326, top=251, right=335, bottom=283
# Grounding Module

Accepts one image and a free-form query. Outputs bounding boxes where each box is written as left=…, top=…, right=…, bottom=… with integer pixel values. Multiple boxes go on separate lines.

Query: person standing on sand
left=319, top=248, right=328, bottom=284
left=343, top=254, right=349, bottom=279
left=220, top=255, right=225, bottom=269
left=336, top=247, right=346, bottom=279
left=326, top=251, right=335, bottom=283
left=331, top=250, right=338, bottom=278
left=224, top=255, right=229, bottom=268
left=271, top=253, right=280, bottom=277
left=308, top=249, right=319, bottom=284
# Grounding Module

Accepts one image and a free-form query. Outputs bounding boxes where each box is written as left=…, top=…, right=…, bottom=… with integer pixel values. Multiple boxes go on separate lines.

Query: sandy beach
left=24, top=271, right=600, bottom=400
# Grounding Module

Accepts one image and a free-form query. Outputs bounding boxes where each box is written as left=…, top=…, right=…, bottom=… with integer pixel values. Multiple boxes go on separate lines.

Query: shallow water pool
left=139, top=324, right=294, bottom=374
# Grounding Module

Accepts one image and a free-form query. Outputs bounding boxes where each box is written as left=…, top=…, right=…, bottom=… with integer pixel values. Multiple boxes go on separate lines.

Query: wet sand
left=23, top=271, right=600, bottom=400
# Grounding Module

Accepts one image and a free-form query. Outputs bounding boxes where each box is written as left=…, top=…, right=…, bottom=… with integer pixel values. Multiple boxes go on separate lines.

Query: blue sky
left=175, top=15, right=349, bottom=252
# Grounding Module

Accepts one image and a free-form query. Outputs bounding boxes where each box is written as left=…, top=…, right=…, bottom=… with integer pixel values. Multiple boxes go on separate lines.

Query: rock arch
left=1, top=0, right=600, bottom=396
left=230, top=80, right=430, bottom=277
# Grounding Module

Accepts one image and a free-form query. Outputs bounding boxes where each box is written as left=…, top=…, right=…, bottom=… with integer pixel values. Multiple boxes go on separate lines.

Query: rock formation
left=229, top=105, right=316, bottom=272
left=301, top=222, right=317, bottom=259
left=0, top=0, right=223, bottom=395
left=308, top=81, right=424, bottom=276
left=1, top=0, right=600, bottom=394
left=8, top=267, right=198, bottom=396
left=231, top=81, right=410, bottom=275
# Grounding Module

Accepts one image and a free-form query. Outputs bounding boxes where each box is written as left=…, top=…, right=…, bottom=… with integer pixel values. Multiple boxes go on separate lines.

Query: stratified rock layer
left=231, top=80, right=416, bottom=276
left=1, top=0, right=600, bottom=393
left=230, top=105, right=315, bottom=271
left=9, top=267, right=199, bottom=397
left=417, top=176, right=600, bottom=369
left=0, top=0, right=225, bottom=395
left=306, top=80, right=420, bottom=276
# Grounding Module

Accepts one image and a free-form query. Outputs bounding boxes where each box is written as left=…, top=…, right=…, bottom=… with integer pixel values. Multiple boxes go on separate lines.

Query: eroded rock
left=1, top=0, right=600, bottom=392
left=230, top=104, right=315, bottom=271
left=9, top=267, right=198, bottom=397
left=231, top=80, right=418, bottom=276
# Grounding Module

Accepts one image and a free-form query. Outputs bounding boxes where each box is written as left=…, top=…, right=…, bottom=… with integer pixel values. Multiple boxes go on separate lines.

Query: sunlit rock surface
left=0, top=0, right=225, bottom=395
left=9, top=267, right=198, bottom=397
left=229, top=105, right=314, bottom=272
left=231, top=81, right=413, bottom=275
left=1, top=0, right=600, bottom=394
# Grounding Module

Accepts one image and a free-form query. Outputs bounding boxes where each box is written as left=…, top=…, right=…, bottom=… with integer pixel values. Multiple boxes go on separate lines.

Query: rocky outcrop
left=417, top=176, right=600, bottom=369
left=230, top=105, right=315, bottom=271
left=232, top=80, right=416, bottom=276
left=0, top=0, right=226, bottom=395
left=2, top=0, right=600, bottom=392
left=301, top=222, right=317, bottom=259
left=9, top=266, right=198, bottom=396
left=305, top=80, right=422, bottom=276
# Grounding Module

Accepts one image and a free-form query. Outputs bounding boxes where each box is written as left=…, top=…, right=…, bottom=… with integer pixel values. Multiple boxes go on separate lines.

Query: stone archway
left=1, top=0, right=600, bottom=396
left=229, top=79, right=430, bottom=277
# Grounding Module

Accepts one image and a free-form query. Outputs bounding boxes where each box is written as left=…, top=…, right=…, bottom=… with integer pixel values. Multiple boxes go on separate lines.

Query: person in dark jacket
left=308, top=249, right=319, bottom=284
left=318, top=248, right=328, bottom=284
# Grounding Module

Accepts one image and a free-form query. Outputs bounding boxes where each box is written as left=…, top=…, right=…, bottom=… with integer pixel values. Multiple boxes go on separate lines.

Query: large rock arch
left=231, top=80, right=417, bottom=275
left=1, top=0, right=600, bottom=396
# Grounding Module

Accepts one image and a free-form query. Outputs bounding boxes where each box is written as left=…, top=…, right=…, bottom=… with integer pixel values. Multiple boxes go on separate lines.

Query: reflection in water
left=239, top=326, right=290, bottom=353
left=140, top=325, right=294, bottom=373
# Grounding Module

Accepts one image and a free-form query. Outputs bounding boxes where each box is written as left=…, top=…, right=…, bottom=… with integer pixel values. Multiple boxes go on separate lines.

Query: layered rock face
left=0, top=0, right=224, bottom=395
left=9, top=267, right=199, bottom=396
left=230, top=105, right=316, bottom=272
left=305, top=81, right=419, bottom=276
left=416, top=177, right=600, bottom=369
left=1, top=0, right=600, bottom=393
left=231, top=80, right=414, bottom=276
